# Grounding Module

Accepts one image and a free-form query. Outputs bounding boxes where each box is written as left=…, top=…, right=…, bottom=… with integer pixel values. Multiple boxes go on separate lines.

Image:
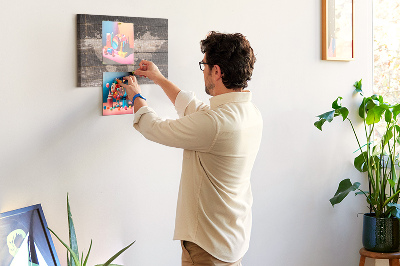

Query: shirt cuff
left=133, top=106, right=155, bottom=125
left=175, top=90, right=195, bottom=118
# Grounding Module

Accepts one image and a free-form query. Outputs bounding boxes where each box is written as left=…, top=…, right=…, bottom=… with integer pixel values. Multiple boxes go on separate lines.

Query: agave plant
left=48, top=194, right=135, bottom=266
left=315, top=79, right=400, bottom=218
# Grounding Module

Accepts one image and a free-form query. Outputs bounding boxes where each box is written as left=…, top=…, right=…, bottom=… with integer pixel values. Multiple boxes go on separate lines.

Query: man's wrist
left=131, top=93, right=146, bottom=102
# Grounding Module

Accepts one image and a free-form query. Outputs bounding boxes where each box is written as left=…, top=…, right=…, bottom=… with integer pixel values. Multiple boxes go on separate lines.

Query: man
left=119, top=31, right=263, bottom=265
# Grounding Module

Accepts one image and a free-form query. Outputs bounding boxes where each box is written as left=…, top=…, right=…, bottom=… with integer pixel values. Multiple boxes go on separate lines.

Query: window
left=373, top=0, right=400, bottom=104
left=373, top=0, right=400, bottom=156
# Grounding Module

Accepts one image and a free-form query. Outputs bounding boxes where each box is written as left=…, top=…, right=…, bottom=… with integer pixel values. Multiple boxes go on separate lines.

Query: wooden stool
left=359, top=247, right=400, bottom=266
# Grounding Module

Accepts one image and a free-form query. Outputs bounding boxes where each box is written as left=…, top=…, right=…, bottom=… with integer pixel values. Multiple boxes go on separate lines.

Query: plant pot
left=362, top=213, right=400, bottom=253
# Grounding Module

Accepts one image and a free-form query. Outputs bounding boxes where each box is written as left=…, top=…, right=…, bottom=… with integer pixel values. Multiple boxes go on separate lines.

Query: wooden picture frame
left=322, top=0, right=354, bottom=61
left=0, top=204, right=60, bottom=266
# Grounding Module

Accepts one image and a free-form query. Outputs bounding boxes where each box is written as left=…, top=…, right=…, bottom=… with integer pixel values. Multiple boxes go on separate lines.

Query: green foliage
left=354, top=79, right=363, bottom=94
left=314, top=97, right=349, bottom=131
left=329, top=179, right=361, bottom=206
left=67, top=194, right=79, bottom=266
left=49, top=194, right=135, bottom=266
left=315, top=79, right=400, bottom=218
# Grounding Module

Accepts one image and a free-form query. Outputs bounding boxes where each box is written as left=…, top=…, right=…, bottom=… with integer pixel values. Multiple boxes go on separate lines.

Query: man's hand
left=134, top=59, right=181, bottom=105
left=118, top=75, right=147, bottom=113
left=135, top=60, right=165, bottom=84
left=120, top=75, right=141, bottom=101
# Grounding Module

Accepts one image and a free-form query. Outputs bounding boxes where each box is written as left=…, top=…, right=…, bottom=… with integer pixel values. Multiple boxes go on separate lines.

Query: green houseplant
left=315, top=79, right=400, bottom=252
left=48, top=194, right=135, bottom=266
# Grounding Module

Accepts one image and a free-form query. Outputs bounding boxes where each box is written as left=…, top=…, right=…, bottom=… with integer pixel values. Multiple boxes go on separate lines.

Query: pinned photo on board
left=103, top=72, right=134, bottom=116
left=102, top=21, right=134, bottom=65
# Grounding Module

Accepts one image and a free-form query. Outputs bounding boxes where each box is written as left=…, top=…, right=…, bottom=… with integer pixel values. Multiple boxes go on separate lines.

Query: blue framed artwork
left=0, top=204, right=60, bottom=266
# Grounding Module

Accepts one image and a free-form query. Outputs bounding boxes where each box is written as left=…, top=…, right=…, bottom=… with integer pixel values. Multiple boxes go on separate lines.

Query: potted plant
left=48, top=194, right=135, bottom=266
left=315, top=79, right=400, bottom=252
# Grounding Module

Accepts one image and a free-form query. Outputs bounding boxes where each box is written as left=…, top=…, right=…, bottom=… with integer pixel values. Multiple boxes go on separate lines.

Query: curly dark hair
left=200, top=31, right=256, bottom=89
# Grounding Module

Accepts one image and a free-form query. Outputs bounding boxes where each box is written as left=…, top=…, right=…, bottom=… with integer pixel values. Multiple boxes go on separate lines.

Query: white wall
left=0, top=0, right=374, bottom=265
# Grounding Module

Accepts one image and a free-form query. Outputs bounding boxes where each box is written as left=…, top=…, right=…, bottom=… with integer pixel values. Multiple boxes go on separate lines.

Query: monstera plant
left=48, top=194, right=135, bottom=266
left=315, top=79, right=400, bottom=218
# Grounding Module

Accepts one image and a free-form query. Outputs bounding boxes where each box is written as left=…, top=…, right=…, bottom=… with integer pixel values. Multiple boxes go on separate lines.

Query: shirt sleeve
left=175, top=90, right=210, bottom=118
left=133, top=106, right=218, bottom=151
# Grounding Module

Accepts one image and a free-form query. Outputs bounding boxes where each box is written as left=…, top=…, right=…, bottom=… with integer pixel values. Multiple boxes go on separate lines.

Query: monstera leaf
left=330, top=179, right=360, bottom=207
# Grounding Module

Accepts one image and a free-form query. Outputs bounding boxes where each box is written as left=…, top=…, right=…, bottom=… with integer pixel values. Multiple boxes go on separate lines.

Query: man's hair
left=200, top=31, right=256, bottom=89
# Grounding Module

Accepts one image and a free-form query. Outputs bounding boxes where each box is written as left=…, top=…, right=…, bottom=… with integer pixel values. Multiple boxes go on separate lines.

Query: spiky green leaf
left=48, top=227, right=81, bottom=266
left=95, top=264, right=123, bottom=266
left=83, top=240, right=92, bottom=266
left=102, top=241, right=136, bottom=266
left=67, top=194, right=79, bottom=266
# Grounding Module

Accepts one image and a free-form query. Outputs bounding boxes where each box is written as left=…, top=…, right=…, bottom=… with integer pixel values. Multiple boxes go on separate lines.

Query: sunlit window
left=373, top=0, right=400, bottom=104
left=373, top=0, right=400, bottom=157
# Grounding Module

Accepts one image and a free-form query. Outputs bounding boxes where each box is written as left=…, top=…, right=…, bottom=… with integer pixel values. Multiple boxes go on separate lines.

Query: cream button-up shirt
left=133, top=90, right=263, bottom=262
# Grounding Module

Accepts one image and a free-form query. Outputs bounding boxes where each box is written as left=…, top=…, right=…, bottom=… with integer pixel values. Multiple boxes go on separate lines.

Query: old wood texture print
left=77, top=14, right=168, bottom=87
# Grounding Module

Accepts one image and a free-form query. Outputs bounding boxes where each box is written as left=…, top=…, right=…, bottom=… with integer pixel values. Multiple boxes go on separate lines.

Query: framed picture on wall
left=322, top=0, right=354, bottom=61
left=0, top=204, right=60, bottom=266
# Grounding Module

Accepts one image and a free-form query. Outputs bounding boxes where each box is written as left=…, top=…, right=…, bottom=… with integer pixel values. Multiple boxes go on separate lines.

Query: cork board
left=77, top=14, right=168, bottom=87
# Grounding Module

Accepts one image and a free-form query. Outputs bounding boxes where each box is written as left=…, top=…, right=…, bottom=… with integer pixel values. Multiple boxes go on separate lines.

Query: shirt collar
left=209, top=91, right=252, bottom=109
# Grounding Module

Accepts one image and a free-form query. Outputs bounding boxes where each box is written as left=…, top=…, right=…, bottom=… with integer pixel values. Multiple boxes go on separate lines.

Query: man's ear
left=212, top=65, right=223, bottom=81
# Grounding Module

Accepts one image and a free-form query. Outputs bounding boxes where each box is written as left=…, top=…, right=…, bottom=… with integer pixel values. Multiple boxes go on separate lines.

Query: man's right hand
left=135, top=59, right=181, bottom=105
left=135, top=60, right=165, bottom=84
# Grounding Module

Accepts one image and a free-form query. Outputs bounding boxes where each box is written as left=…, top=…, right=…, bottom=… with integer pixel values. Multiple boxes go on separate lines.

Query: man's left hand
left=119, top=75, right=141, bottom=101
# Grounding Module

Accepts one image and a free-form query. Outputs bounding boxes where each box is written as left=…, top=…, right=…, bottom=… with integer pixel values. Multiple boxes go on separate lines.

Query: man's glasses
left=199, top=61, right=212, bottom=71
